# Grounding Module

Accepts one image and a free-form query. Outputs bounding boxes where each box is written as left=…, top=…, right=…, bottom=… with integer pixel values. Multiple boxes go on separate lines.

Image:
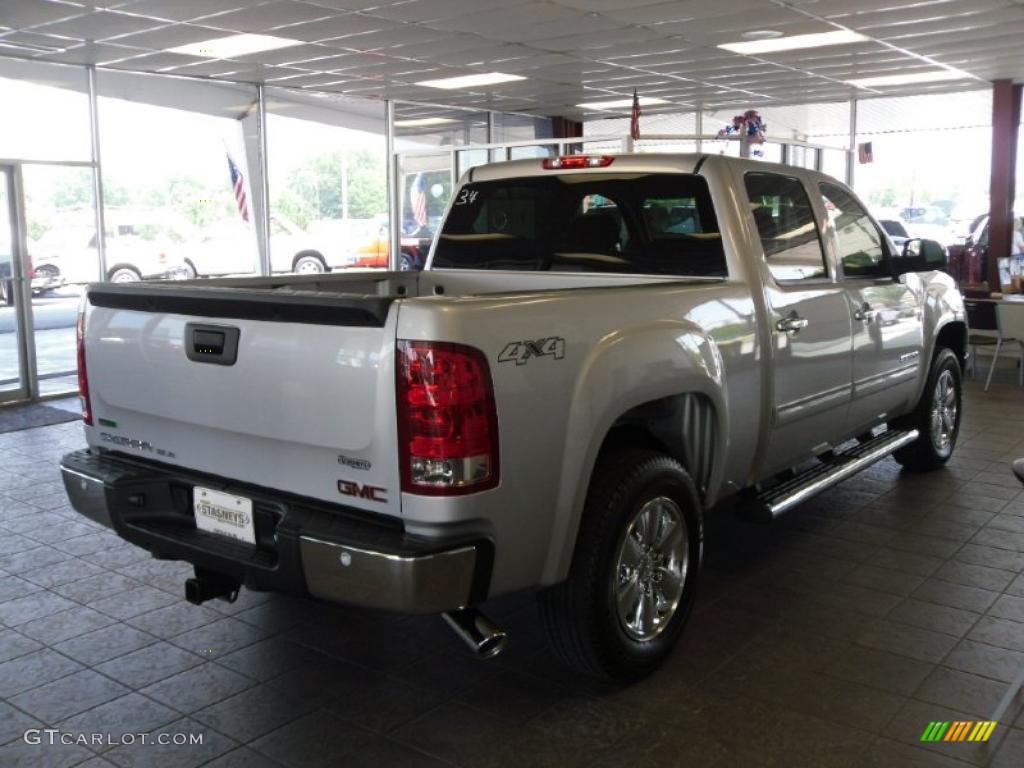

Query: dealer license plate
left=194, top=487, right=256, bottom=545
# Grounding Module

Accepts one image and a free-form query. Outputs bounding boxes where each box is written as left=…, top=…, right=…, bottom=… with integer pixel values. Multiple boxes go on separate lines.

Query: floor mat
left=0, top=403, right=80, bottom=433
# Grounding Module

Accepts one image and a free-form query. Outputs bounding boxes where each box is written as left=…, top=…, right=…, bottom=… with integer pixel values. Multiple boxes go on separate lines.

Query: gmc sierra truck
left=61, top=154, right=966, bottom=681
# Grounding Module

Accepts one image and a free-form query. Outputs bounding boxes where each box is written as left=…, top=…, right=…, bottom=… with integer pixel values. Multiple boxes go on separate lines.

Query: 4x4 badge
left=498, top=337, right=565, bottom=366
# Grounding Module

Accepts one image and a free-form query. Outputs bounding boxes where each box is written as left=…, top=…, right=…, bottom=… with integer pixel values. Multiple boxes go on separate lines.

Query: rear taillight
left=542, top=155, right=614, bottom=170
left=76, top=309, right=92, bottom=426
left=396, top=340, right=499, bottom=495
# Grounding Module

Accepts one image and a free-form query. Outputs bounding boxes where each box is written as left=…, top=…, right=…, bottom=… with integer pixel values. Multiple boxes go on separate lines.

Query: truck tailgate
left=82, top=284, right=402, bottom=516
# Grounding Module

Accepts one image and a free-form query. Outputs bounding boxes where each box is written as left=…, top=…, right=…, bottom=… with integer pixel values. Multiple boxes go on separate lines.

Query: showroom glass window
left=97, top=71, right=260, bottom=279
left=819, top=181, right=888, bottom=279
left=744, top=173, right=828, bottom=282
left=266, top=90, right=388, bottom=273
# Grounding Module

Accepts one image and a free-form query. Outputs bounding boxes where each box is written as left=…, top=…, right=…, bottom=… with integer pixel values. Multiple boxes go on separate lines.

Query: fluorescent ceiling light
left=167, top=34, right=302, bottom=58
left=393, top=117, right=457, bottom=127
left=719, top=29, right=868, bottom=55
left=576, top=96, right=669, bottom=110
left=847, top=69, right=971, bottom=88
left=416, top=72, right=525, bottom=89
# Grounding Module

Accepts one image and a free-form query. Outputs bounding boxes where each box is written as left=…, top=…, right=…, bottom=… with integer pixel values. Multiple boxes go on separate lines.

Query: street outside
left=0, top=285, right=80, bottom=394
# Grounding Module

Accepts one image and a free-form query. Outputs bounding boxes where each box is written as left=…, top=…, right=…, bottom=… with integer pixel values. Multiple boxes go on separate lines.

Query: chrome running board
left=753, top=429, right=919, bottom=520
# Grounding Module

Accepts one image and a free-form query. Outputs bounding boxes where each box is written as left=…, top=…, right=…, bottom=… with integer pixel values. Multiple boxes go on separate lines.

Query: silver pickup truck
left=61, top=154, right=966, bottom=680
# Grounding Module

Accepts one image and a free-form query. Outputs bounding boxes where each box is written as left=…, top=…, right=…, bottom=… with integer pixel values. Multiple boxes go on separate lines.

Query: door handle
left=853, top=302, right=878, bottom=322
left=776, top=312, right=809, bottom=334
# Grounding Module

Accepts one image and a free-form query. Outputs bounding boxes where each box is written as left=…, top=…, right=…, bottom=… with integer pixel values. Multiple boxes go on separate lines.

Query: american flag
left=410, top=172, right=428, bottom=228
left=630, top=89, right=642, bottom=141
left=227, top=154, right=249, bottom=222
left=857, top=142, right=874, bottom=164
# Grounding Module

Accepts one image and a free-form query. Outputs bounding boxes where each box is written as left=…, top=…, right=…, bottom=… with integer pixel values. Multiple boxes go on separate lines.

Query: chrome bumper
left=60, top=452, right=487, bottom=615
left=299, top=537, right=478, bottom=613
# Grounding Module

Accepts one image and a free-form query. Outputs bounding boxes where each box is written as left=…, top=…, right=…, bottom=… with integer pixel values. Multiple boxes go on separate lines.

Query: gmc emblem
left=338, top=479, right=387, bottom=503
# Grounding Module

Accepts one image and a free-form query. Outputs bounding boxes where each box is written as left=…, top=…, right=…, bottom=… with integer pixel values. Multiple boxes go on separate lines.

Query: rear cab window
left=431, top=173, right=727, bottom=277
left=744, top=172, right=829, bottom=283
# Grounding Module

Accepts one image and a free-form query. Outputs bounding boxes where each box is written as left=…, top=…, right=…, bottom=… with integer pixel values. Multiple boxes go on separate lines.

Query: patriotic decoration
left=717, top=110, right=767, bottom=145
left=857, top=141, right=874, bottom=164
left=410, top=172, right=428, bottom=228
left=630, top=89, right=642, bottom=141
left=227, top=154, right=249, bottom=223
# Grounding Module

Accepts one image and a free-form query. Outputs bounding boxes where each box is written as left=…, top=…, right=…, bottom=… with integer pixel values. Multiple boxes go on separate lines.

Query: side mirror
left=903, top=237, right=946, bottom=264
left=899, top=238, right=946, bottom=273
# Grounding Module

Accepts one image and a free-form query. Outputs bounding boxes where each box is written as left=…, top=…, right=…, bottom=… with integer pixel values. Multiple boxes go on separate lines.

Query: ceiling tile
left=34, top=10, right=168, bottom=41
left=0, top=0, right=86, bottom=28
left=198, top=1, right=338, bottom=33
left=105, top=23, right=229, bottom=49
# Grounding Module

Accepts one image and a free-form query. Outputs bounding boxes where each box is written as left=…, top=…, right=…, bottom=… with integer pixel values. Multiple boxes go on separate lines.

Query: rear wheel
left=107, top=265, right=141, bottom=283
left=893, top=348, right=962, bottom=471
left=293, top=253, right=326, bottom=275
left=539, top=447, right=702, bottom=681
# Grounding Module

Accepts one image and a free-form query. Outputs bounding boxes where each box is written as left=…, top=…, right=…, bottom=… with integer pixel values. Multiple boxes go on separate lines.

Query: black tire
left=893, top=348, right=962, bottom=471
left=538, top=447, right=703, bottom=681
left=399, top=251, right=413, bottom=271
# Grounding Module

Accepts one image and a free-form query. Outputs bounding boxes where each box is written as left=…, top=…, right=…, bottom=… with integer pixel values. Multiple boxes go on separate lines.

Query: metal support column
left=846, top=96, right=857, bottom=188
left=386, top=100, right=400, bottom=272
left=695, top=110, right=703, bottom=154
left=255, top=84, right=271, bottom=277
left=988, top=79, right=1023, bottom=289
left=87, top=66, right=107, bottom=282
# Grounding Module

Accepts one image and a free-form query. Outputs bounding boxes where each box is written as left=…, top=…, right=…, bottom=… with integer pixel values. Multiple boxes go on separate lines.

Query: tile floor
left=1, top=379, right=1023, bottom=767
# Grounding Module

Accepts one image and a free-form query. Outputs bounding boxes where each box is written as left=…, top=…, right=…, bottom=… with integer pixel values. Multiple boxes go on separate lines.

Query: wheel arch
left=599, top=393, right=719, bottom=501
left=545, top=379, right=726, bottom=587
left=934, top=319, right=967, bottom=370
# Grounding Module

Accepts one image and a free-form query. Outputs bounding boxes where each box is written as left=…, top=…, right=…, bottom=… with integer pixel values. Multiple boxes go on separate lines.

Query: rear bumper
left=60, top=449, right=491, bottom=614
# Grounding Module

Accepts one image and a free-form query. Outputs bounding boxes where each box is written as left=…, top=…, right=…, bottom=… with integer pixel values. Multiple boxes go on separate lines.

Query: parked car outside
left=349, top=221, right=427, bottom=270
left=31, top=210, right=190, bottom=285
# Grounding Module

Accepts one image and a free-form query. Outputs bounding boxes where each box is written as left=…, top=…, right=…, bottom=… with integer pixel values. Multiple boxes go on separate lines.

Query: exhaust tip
left=184, top=578, right=203, bottom=605
left=442, top=609, right=507, bottom=659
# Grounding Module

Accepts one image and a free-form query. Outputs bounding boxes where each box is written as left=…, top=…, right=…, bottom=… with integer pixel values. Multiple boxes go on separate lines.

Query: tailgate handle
left=185, top=323, right=240, bottom=366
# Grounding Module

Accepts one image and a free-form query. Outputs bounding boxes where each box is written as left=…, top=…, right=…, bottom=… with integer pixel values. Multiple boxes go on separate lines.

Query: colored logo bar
left=921, top=721, right=997, bottom=742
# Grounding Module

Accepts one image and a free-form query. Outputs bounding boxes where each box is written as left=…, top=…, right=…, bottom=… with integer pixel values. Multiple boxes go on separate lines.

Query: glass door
left=0, top=164, right=30, bottom=403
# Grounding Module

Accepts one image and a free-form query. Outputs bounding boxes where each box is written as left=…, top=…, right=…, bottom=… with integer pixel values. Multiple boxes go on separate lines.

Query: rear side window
left=745, top=173, right=828, bottom=282
left=432, top=173, right=727, bottom=277
left=820, top=181, right=887, bottom=278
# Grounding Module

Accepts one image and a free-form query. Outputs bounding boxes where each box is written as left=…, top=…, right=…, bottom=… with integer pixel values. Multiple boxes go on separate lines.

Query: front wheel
left=893, top=348, right=962, bottom=471
left=293, top=253, right=326, bottom=275
left=539, top=447, right=702, bottom=681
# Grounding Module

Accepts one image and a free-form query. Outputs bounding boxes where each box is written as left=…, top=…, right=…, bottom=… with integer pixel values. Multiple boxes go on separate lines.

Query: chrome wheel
left=614, top=496, right=689, bottom=642
left=295, top=256, right=324, bottom=274
left=929, top=369, right=958, bottom=457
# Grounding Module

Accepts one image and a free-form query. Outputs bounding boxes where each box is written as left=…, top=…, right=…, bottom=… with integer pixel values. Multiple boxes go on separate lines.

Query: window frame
left=818, top=180, right=893, bottom=282
left=743, top=171, right=832, bottom=287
